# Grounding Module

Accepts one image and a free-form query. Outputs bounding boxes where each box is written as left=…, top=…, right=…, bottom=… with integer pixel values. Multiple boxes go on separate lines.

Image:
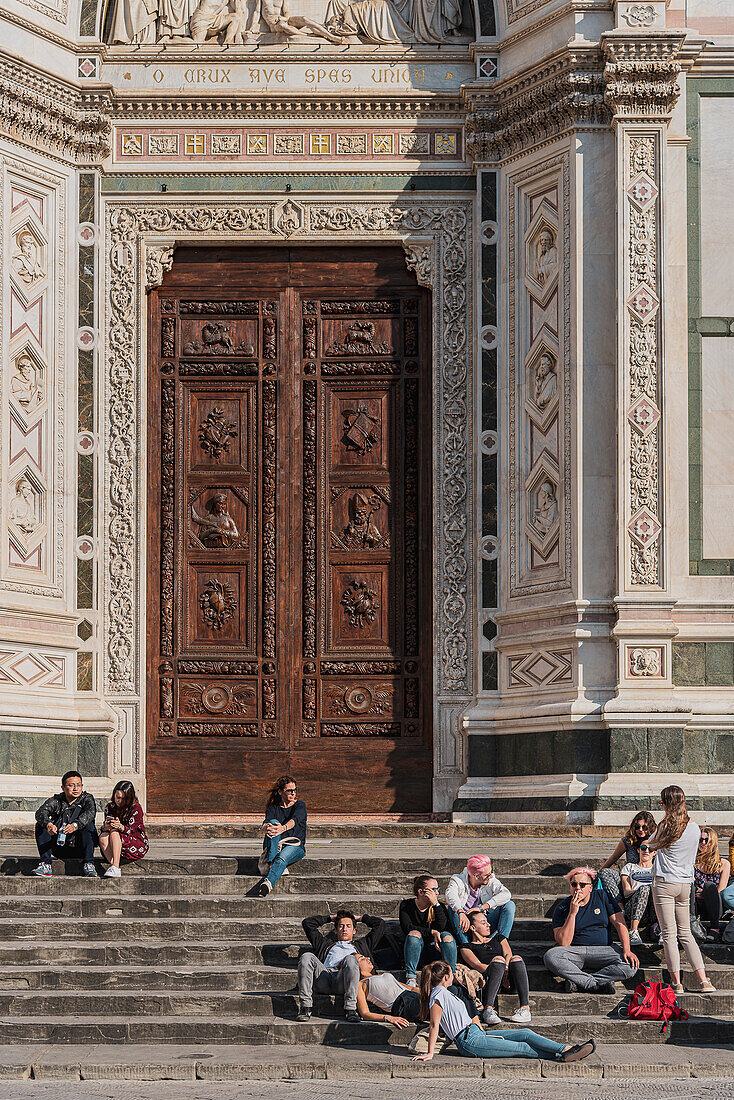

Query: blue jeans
left=403, top=930, right=458, bottom=982
left=455, top=1022, right=565, bottom=1060
left=35, top=821, right=98, bottom=864
left=721, top=882, right=734, bottom=912
left=263, top=829, right=305, bottom=887
left=447, top=900, right=517, bottom=947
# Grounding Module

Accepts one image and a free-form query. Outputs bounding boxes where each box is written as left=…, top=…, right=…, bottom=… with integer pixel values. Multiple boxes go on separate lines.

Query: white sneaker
left=482, top=1007, right=501, bottom=1026
left=510, top=1007, right=532, bottom=1024
left=405, top=976, right=418, bottom=988
left=281, top=867, right=289, bottom=876
left=629, top=930, right=643, bottom=946
left=104, top=865, right=121, bottom=878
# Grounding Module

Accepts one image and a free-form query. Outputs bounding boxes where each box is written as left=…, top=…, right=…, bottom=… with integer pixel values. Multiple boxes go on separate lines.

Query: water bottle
left=56, top=827, right=66, bottom=848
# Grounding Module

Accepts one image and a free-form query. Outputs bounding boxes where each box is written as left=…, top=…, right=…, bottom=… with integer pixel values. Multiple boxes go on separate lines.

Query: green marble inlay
left=77, top=651, right=94, bottom=691
left=78, top=349, right=94, bottom=433
left=79, top=0, right=99, bottom=36
left=673, top=641, right=734, bottom=686
left=0, top=731, right=107, bottom=777
left=77, top=454, right=94, bottom=536
left=101, top=174, right=476, bottom=194
left=77, top=558, right=94, bottom=610
left=79, top=172, right=96, bottom=224
left=78, top=251, right=95, bottom=329
left=687, top=79, right=734, bottom=575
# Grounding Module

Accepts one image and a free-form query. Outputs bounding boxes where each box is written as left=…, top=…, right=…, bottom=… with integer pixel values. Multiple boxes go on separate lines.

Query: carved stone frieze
left=145, top=244, right=175, bottom=290
left=602, top=33, right=685, bottom=121
left=464, top=49, right=609, bottom=165
left=103, top=197, right=473, bottom=799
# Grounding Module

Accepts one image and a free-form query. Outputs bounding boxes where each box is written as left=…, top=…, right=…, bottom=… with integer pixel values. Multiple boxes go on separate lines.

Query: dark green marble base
left=0, top=732, right=107, bottom=779
left=453, top=794, right=734, bottom=814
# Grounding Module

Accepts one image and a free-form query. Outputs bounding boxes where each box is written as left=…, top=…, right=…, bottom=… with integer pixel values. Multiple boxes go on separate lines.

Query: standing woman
left=412, top=961, right=595, bottom=1064
left=99, top=781, right=148, bottom=878
left=649, top=785, right=715, bottom=994
left=693, top=827, right=731, bottom=942
left=257, top=776, right=306, bottom=896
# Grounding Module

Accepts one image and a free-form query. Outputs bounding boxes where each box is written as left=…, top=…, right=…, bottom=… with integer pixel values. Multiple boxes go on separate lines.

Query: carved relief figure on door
left=333, top=489, right=389, bottom=550
left=191, top=489, right=240, bottom=548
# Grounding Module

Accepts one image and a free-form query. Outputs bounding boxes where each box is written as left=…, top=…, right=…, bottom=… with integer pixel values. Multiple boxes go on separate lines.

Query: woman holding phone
left=99, top=780, right=149, bottom=878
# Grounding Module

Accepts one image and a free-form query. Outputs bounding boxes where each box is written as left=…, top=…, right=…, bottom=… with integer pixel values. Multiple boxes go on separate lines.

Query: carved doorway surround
left=102, top=197, right=474, bottom=811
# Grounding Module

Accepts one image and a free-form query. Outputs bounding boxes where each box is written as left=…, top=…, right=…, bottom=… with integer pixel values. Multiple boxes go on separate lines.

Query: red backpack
left=627, top=978, right=689, bottom=1033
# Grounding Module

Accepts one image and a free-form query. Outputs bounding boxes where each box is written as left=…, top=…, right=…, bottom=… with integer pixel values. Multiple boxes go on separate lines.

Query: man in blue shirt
left=297, top=909, right=385, bottom=1023
left=544, top=866, right=640, bottom=992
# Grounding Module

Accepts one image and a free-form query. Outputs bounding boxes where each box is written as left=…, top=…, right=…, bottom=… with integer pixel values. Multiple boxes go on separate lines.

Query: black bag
left=690, top=918, right=707, bottom=942
left=722, top=917, right=734, bottom=944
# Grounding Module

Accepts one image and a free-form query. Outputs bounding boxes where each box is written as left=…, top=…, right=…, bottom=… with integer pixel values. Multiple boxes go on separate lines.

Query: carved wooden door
left=147, top=248, right=432, bottom=812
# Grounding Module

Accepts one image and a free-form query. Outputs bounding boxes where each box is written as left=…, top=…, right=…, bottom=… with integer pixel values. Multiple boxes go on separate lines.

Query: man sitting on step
left=297, top=908, right=385, bottom=1023
left=544, top=866, right=640, bottom=993
left=32, top=770, right=99, bottom=878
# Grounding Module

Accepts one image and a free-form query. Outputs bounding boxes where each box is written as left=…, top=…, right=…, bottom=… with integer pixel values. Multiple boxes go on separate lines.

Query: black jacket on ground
left=35, top=791, right=96, bottom=831
left=302, top=913, right=385, bottom=963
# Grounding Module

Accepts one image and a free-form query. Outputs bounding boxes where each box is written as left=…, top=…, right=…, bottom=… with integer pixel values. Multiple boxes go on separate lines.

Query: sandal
left=561, top=1039, right=596, bottom=1063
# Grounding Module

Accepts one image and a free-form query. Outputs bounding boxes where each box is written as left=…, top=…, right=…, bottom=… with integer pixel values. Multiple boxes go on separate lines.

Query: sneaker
left=103, top=865, right=121, bottom=878
left=561, top=1039, right=596, bottom=1063
left=404, top=975, right=418, bottom=988
left=257, top=853, right=269, bottom=877
left=699, top=980, right=716, bottom=994
left=628, top=930, right=644, bottom=946
left=257, top=879, right=272, bottom=896
left=297, top=1006, right=312, bottom=1022
left=563, top=979, right=579, bottom=993
left=672, top=982, right=684, bottom=995
left=596, top=982, right=616, bottom=995
left=482, top=1006, right=501, bottom=1026
left=510, top=1007, right=532, bottom=1024
left=32, top=862, right=52, bottom=877
left=344, top=1010, right=361, bottom=1023
left=83, top=862, right=99, bottom=878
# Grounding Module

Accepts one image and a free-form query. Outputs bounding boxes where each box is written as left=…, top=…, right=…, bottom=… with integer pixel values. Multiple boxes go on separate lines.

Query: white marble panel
left=700, top=96, right=734, bottom=317
left=702, top=338, right=734, bottom=559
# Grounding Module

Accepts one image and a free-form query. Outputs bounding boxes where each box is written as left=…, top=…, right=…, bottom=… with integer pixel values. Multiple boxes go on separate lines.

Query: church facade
left=1, top=0, right=733, bottom=820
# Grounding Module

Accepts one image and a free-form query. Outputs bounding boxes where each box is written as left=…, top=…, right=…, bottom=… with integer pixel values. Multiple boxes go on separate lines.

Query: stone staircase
left=1, top=850, right=733, bottom=1048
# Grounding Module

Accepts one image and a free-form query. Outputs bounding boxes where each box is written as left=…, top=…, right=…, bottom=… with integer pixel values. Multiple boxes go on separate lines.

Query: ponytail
left=419, top=960, right=452, bottom=1021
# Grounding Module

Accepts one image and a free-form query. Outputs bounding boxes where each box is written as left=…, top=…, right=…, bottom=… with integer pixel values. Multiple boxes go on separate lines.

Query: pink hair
left=466, top=854, right=492, bottom=875
left=565, top=866, right=597, bottom=884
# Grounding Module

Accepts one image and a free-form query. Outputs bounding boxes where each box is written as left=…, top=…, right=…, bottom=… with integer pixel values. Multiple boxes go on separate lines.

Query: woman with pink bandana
left=445, top=854, right=516, bottom=956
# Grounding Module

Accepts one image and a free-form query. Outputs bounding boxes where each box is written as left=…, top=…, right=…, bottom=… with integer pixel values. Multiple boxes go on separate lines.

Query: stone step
left=0, top=823, right=625, bottom=839
left=2, top=987, right=734, bottom=1019
left=0, top=855, right=579, bottom=877
left=5, top=959, right=734, bottom=992
left=0, top=1013, right=731, bottom=1045
left=0, top=872, right=570, bottom=896
left=0, top=893, right=561, bottom=920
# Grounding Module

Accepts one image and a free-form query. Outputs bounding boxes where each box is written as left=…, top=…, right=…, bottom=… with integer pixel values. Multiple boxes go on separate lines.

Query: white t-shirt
left=653, top=821, right=701, bottom=884
left=365, top=973, right=405, bottom=1011
left=621, top=862, right=654, bottom=890
left=323, top=941, right=357, bottom=969
left=429, top=984, right=472, bottom=1040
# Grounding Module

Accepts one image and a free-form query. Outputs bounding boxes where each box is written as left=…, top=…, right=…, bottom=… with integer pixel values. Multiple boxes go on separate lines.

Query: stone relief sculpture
left=11, top=354, right=42, bottom=412
left=9, top=477, right=38, bottom=535
left=534, top=352, right=557, bottom=409
left=534, top=228, right=557, bottom=285
left=533, top=480, right=557, bottom=536
left=12, top=230, right=44, bottom=286
left=191, top=491, right=239, bottom=548
left=107, top=0, right=469, bottom=43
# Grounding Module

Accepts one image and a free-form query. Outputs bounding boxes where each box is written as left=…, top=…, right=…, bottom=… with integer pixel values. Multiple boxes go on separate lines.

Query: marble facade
left=1, top=0, right=734, bottom=820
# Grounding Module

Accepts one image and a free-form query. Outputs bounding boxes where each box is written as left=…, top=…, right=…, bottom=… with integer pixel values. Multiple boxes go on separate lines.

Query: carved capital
left=402, top=240, right=434, bottom=289
left=602, top=32, right=686, bottom=121
left=145, top=244, right=176, bottom=291
left=463, top=49, right=609, bottom=164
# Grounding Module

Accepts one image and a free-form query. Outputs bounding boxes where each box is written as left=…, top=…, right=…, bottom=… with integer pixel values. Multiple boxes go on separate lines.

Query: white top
left=653, top=820, right=701, bottom=884
left=621, top=862, right=654, bottom=890
left=323, top=941, right=357, bottom=969
left=445, top=867, right=512, bottom=913
left=364, top=973, right=405, bottom=1011
left=429, top=985, right=472, bottom=1040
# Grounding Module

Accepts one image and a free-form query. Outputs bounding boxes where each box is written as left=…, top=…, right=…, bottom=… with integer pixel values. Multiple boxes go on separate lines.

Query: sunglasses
left=283, top=787, right=297, bottom=794
left=699, top=836, right=709, bottom=844
left=639, top=845, right=651, bottom=852
left=570, top=880, right=591, bottom=888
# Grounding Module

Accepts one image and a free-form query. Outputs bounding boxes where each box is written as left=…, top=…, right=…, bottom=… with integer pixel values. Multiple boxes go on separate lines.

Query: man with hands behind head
left=33, top=771, right=98, bottom=878
left=297, top=908, right=385, bottom=1023
left=544, top=866, right=639, bottom=992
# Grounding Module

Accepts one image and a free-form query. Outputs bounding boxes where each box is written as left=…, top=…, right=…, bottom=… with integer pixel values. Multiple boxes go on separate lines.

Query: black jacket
left=35, top=791, right=96, bottom=831
left=302, top=913, right=385, bottom=963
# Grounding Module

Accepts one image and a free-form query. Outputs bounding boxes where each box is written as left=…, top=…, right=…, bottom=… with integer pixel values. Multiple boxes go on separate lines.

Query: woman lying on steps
left=411, top=961, right=596, bottom=1064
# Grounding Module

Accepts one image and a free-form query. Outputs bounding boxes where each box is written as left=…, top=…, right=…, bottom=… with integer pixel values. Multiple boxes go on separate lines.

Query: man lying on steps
left=297, top=908, right=385, bottom=1023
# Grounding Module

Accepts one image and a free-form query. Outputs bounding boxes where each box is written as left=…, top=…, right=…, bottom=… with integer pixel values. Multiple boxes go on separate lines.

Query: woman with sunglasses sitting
left=257, top=775, right=307, bottom=896
left=619, top=841, right=655, bottom=945
left=598, top=811, right=657, bottom=902
left=693, top=827, right=731, bottom=942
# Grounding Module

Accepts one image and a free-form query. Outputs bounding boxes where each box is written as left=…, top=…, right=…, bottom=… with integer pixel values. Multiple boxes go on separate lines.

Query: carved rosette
left=603, top=33, right=684, bottom=588
left=103, top=197, right=473, bottom=789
